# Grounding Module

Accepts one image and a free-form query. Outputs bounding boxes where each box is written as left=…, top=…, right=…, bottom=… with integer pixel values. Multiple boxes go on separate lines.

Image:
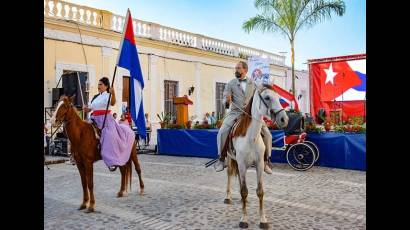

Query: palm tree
left=243, top=0, right=345, bottom=96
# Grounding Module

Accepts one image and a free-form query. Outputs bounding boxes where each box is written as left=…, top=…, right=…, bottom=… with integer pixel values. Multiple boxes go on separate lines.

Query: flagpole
left=101, top=65, right=118, bottom=129
left=101, top=9, right=131, bottom=130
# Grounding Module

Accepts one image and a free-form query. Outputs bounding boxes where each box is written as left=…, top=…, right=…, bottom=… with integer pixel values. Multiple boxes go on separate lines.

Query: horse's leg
left=256, top=156, right=268, bottom=228
left=76, top=162, right=89, bottom=210
left=131, top=144, right=144, bottom=195
left=117, top=165, right=126, bottom=197
left=224, top=159, right=232, bottom=204
left=238, top=161, right=249, bottom=228
left=84, top=161, right=95, bottom=212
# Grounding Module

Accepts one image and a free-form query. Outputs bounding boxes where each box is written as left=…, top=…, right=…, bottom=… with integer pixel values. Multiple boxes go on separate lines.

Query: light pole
left=279, top=51, right=289, bottom=92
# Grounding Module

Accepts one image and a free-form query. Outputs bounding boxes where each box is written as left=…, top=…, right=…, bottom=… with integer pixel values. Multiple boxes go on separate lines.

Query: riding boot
left=214, top=159, right=225, bottom=172
left=263, top=151, right=273, bottom=174
left=264, top=161, right=273, bottom=174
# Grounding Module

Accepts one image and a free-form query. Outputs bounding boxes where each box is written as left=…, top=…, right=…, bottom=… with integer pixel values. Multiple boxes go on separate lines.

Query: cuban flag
left=316, top=59, right=366, bottom=102
left=333, top=59, right=366, bottom=101
left=272, top=84, right=299, bottom=110
left=310, top=55, right=366, bottom=121
left=117, top=9, right=146, bottom=139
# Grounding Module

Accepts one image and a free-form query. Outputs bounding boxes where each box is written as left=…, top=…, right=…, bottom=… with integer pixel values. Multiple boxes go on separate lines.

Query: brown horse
left=50, top=96, right=144, bottom=212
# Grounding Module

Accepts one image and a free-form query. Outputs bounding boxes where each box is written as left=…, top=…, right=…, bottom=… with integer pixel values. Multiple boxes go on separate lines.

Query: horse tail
left=227, top=157, right=238, bottom=177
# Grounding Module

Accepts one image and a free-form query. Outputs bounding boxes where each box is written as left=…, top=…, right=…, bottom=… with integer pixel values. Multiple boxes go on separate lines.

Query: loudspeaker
left=61, top=71, right=88, bottom=108
left=62, top=72, right=78, bottom=97
left=52, top=88, right=64, bottom=105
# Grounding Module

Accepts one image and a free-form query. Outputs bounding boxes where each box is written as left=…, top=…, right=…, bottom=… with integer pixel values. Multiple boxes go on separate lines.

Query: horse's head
left=256, top=85, right=289, bottom=129
left=50, top=95, right=76, bottom=126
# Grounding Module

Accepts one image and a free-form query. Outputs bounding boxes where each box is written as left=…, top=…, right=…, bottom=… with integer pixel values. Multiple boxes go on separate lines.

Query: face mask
left=235, top=71, right=241, bottom=78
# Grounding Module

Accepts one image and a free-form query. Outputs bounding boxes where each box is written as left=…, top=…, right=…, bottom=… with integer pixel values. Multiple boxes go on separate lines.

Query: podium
left=173, top=95, right=193, bottom=126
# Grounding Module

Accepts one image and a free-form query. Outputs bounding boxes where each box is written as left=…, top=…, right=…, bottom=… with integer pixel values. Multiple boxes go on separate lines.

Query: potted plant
left=157, top=112, right=171, bottom=128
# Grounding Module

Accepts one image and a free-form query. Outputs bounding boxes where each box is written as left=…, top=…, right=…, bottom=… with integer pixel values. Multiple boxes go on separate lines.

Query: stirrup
left=108, top=166, right=118, bottom=172
left=214, top=159, right=226, bottom=171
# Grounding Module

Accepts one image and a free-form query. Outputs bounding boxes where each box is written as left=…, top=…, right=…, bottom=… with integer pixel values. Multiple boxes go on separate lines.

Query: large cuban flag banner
left=117, top=9, right=147, bottom=139
left=310, top=54, right=366, bottom=121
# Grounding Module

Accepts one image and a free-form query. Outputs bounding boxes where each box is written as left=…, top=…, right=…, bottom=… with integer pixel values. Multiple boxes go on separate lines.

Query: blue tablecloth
left=157, top=129, right=219, bottom=158
left=157, top=129, right=366, bottom=171
left=307, top=132, right=366, bottom=170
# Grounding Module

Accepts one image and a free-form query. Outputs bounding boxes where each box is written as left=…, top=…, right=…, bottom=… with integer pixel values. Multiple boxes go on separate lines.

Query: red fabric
left=124, top=11, right=136, bottom=45
left=310, top=60, right=365, bottom=121
left=125, top=112, right=132, bottom=124
left=318, top=101, right=366, bottom=121
left=285, top=135, right=299, bottom=145
left=285, top=133, right=307, bottom=145
left=272, top=84, right=299, bottom=110
left=312, top=61, right=361, bottom=101
left=92, top=110, right=111, bottom=116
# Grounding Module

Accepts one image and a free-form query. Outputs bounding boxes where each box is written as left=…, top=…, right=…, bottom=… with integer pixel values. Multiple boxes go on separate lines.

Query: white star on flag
left=324, top=63, right=338, bottom=85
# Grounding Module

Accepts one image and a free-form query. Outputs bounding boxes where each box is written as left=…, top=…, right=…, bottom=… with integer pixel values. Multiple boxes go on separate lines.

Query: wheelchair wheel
left=304, top=141, right=320, bottom=162
left=286, top=143, right=316, bottom=171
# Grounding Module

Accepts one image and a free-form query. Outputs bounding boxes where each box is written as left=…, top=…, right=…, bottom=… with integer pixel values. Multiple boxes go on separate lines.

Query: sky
left=64, top=0, right=366, bottom=70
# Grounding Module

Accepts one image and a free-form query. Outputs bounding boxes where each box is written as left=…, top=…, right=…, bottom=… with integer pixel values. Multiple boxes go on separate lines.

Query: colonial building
left=44, top=0, right=309, bottom=141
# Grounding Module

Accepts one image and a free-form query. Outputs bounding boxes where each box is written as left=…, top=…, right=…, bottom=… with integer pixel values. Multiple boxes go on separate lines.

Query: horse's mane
left=232, top=96, right=253, bottom=137
left=66, top=104, right=91, bottom=126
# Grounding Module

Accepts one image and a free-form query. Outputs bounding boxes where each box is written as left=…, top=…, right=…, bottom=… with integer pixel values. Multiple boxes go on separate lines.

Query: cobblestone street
left=44, top=154, right=366, bottom=230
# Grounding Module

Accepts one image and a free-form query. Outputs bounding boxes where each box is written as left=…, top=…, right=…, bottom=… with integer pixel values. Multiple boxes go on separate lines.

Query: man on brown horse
left=215, top=61, right=273, bottom=174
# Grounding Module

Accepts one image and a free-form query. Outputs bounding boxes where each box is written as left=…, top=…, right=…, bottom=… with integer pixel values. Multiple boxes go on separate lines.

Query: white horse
left=225, top=84, right=289, bottom=229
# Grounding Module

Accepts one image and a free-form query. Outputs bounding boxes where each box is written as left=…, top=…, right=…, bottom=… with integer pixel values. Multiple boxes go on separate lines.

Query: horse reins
left=257, top=88, right=285, bottom=119
left=228, top=88, right=284, bottom=126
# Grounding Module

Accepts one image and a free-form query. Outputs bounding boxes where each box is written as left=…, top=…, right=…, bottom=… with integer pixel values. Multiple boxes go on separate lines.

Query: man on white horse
left=215, top=61, right=273, bottom=174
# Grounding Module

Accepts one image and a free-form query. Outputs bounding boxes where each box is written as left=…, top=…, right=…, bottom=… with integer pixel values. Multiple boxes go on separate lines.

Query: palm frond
left=296, top=0, right=345, bottom=33
left=242, top=14, right=291, bottom=40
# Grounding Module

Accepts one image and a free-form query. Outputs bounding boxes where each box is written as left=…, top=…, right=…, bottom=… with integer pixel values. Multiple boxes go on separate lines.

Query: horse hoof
left=224, top=199, right=232, bottom=204
left=85, top=207, right=95, bottom=213
left=259, top=222, right=270, bottom=229
left=117, top=192, right=124, bottom=198
left=239, top=222, right=248, bottom=228
left=78, top=204, right=87, bottom=210
left=139, top=190, right=145, bottom=196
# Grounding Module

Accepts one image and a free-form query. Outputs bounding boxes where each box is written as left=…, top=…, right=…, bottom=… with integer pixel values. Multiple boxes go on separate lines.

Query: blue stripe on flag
left=118, top=39, right=146, bottom=139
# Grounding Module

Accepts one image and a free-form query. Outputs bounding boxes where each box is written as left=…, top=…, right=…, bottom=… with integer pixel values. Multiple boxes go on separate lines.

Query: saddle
left=90, top=119, right=101, bottom=140
left=220, top=118, right=246, bottom=160
left=89, top=119, right=102, bottom=155
left=220, top=118, right=267, bottom=162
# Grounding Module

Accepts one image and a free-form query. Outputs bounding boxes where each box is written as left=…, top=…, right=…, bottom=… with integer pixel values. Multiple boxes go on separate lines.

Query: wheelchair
left=272, top=112, right=320, bottom=171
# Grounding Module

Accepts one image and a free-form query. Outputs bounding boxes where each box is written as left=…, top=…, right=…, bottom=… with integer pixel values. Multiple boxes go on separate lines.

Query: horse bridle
left=257, top=88, right=284, bottom=120
left=50, top=102, right=74, bottom=139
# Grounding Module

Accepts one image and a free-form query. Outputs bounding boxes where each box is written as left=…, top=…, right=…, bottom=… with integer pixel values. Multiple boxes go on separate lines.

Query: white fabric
left=240, top=80, right=247, bottom=93
left=90, top=92, right=112, bottom=110
left=132, top=78, right=143, bottom=120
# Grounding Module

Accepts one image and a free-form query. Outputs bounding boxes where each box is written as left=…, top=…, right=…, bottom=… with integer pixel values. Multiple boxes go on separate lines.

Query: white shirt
left=239, top=78, right=247, bottom=93
left=90, top=92, right=111, bottom=110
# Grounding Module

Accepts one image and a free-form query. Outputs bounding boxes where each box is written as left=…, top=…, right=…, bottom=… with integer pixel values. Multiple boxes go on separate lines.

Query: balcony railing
left=44, top=0, right=285, bottom=66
